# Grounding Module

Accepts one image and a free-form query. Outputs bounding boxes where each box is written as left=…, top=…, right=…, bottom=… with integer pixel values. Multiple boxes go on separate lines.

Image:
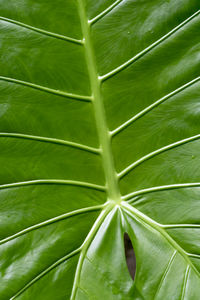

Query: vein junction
left=69, top=1, right=200, bottom=298
left=2, top=1, right=200, bottom=298
left=77, top=0, right=121, bottom=203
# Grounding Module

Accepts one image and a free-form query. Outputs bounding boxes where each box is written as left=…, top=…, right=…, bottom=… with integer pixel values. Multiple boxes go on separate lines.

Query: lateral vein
left=111, top=76, right=200, bottom=136
left=118, top=134, right=200, bottom=179
left=0, top=76, right=92, bottom=102
left=154, top=251, right=177, bottom=299
left=70, top=205, right=115, bottom=299
left=89, top=0, right=124, bottom=25
left=0, top=179, right=106, bottom=192
left=162, top=224, right=200, bottom=229
left=0, top=132, right=100, bottom=154
left=10, top=248, right=81, bottom=299
left=123, top=183, right=200, bottom=201
left=0, top=16, right=83, bottom=45
left=121, top=201, right=200, bottom=278
left=187, top=253, right=200, bottom=259
left=100, top=10, right=200, bottom=81
left=0, top=205, right=104, bottom=246
left=181, top=266, right=190, bottom=300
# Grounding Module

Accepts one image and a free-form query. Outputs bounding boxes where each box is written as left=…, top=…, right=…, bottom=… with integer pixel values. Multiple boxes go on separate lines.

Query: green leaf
left=0, top=0, right=200, bottom=299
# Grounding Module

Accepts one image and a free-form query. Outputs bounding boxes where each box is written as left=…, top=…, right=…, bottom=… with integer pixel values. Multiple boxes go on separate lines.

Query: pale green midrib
left=70, top=2, right=200, bottom=299
left=77, top=0, right=120, bottom=202
left=69, top=1, right=121, bottom=299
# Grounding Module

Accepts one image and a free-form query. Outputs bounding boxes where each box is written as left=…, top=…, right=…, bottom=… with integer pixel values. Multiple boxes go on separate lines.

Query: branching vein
left=89, top=0, right=124, bottom=25
left=154, top=251, right=177, bottom=299
left=118, top=134, right=200, bottom=179
left=111, top=76, right=200, bottom=137
left=187, top=253, right=200, bottom=259
left=1, top=1, right=199, bottom=298
left=163, top=224, right=200, bottom=229
left=0, top=132, right=100, bottom=154
left=0, top=16, right=83, bottom=45
left=121, top=202, right=200, bottom=278
left=100, top=10, right=200, bottom=81
left=0, top=204, right=104, bottom=246
left=123, top=183, right=200, bottom=201
left=181, top=266, right=190, bottom=300
left=70, top=205, right=114, bottom=299
left=0, top=179, right=106, bottom=192
left=11, top=248, right=81, bottom=300
left=0, top=76, right=92, bottom=102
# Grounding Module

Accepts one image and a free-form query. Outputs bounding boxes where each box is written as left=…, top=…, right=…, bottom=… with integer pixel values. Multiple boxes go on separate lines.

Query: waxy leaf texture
left=0, top=0, right=200, bottom=299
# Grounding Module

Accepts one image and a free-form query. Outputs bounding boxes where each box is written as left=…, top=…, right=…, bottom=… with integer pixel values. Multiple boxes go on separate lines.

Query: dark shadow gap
left=124, top=233, right=136, bottom=280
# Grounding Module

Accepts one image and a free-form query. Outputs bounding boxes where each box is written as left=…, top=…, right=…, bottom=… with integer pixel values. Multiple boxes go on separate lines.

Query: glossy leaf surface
left=0, top=0, right=200, bottom=299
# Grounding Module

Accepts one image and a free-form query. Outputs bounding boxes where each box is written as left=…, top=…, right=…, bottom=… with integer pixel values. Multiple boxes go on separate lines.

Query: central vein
left=78, top=0, right=121, bottom=203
